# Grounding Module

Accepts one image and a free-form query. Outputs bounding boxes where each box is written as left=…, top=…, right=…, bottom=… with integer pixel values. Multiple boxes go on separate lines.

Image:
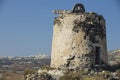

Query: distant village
left=0, top=54, right=50, bottom=60
left=0, top=54, right=50, bottom=73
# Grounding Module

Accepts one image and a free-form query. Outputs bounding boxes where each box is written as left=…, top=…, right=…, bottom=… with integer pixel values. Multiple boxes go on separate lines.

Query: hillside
left=108, top=49, right=120, bottom=66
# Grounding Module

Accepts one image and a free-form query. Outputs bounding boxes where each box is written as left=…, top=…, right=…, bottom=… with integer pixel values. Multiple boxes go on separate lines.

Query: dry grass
left=60, top=70, right=110, bottom=80
left=2, top=72, right=24, bottom=80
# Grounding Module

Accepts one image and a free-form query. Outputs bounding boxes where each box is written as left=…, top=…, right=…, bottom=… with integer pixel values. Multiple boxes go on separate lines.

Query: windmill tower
left=51, top=3, right=108, bottom=70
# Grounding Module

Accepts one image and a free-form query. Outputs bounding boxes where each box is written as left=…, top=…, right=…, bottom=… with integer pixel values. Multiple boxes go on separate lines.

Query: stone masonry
left=51, top=3, right=108, bottom=70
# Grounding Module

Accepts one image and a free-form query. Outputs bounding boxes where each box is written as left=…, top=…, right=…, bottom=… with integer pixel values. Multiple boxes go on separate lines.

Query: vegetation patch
left=24, top=68, right=36, bottom=76
left=41, top=65, right=56, bottom=70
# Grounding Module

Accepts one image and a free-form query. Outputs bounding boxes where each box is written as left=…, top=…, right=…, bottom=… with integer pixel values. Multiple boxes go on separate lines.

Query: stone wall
left=51, top=8, right=107, bottom=70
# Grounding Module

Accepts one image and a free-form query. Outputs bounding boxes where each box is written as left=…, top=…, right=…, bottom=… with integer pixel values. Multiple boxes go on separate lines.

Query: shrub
left=24, top=68, right=36, bottom=76
left=83, top=76, right=106, bottom=80
left=60, top=71, right=82, bottom=80
left=41, top=65, right=55, bottom=70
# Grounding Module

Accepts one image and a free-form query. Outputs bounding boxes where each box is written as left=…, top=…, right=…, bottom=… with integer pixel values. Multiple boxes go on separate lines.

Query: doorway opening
left=95, top=46, right=101, bottom=65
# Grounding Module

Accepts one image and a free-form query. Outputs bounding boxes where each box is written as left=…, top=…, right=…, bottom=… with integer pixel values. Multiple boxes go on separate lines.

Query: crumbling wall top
left=53, top=3, right=85, bottom=14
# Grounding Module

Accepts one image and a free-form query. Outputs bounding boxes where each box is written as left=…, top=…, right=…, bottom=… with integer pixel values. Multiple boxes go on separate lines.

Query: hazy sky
left=0, top=0, right=120, bottom=56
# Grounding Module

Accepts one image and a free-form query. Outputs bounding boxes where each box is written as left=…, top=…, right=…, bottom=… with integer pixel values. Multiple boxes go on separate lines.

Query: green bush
left=41, top=65, right=55, bottom=70
left=83, top=75, right=107, bottom=80
left=60, top=70, right=108, bottom=80
left=60, top=71, right=82, bottom=80
left=24, top=68, right=36, bottom=76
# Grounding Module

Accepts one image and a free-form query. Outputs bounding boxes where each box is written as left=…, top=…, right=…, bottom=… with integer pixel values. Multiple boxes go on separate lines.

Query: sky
left=0, top=0, right=120, bottom=56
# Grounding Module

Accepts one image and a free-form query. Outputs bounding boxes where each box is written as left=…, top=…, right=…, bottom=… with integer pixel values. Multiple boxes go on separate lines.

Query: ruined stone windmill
left=51, top=3, right=108, bottom=70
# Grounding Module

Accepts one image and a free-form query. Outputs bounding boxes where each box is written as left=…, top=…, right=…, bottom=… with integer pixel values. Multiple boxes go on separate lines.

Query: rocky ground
left=108, top=49, right=120, bottom=66
left=25, top=49, right=120, bottom=80
left=25, top=66, right=120, bottom=80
